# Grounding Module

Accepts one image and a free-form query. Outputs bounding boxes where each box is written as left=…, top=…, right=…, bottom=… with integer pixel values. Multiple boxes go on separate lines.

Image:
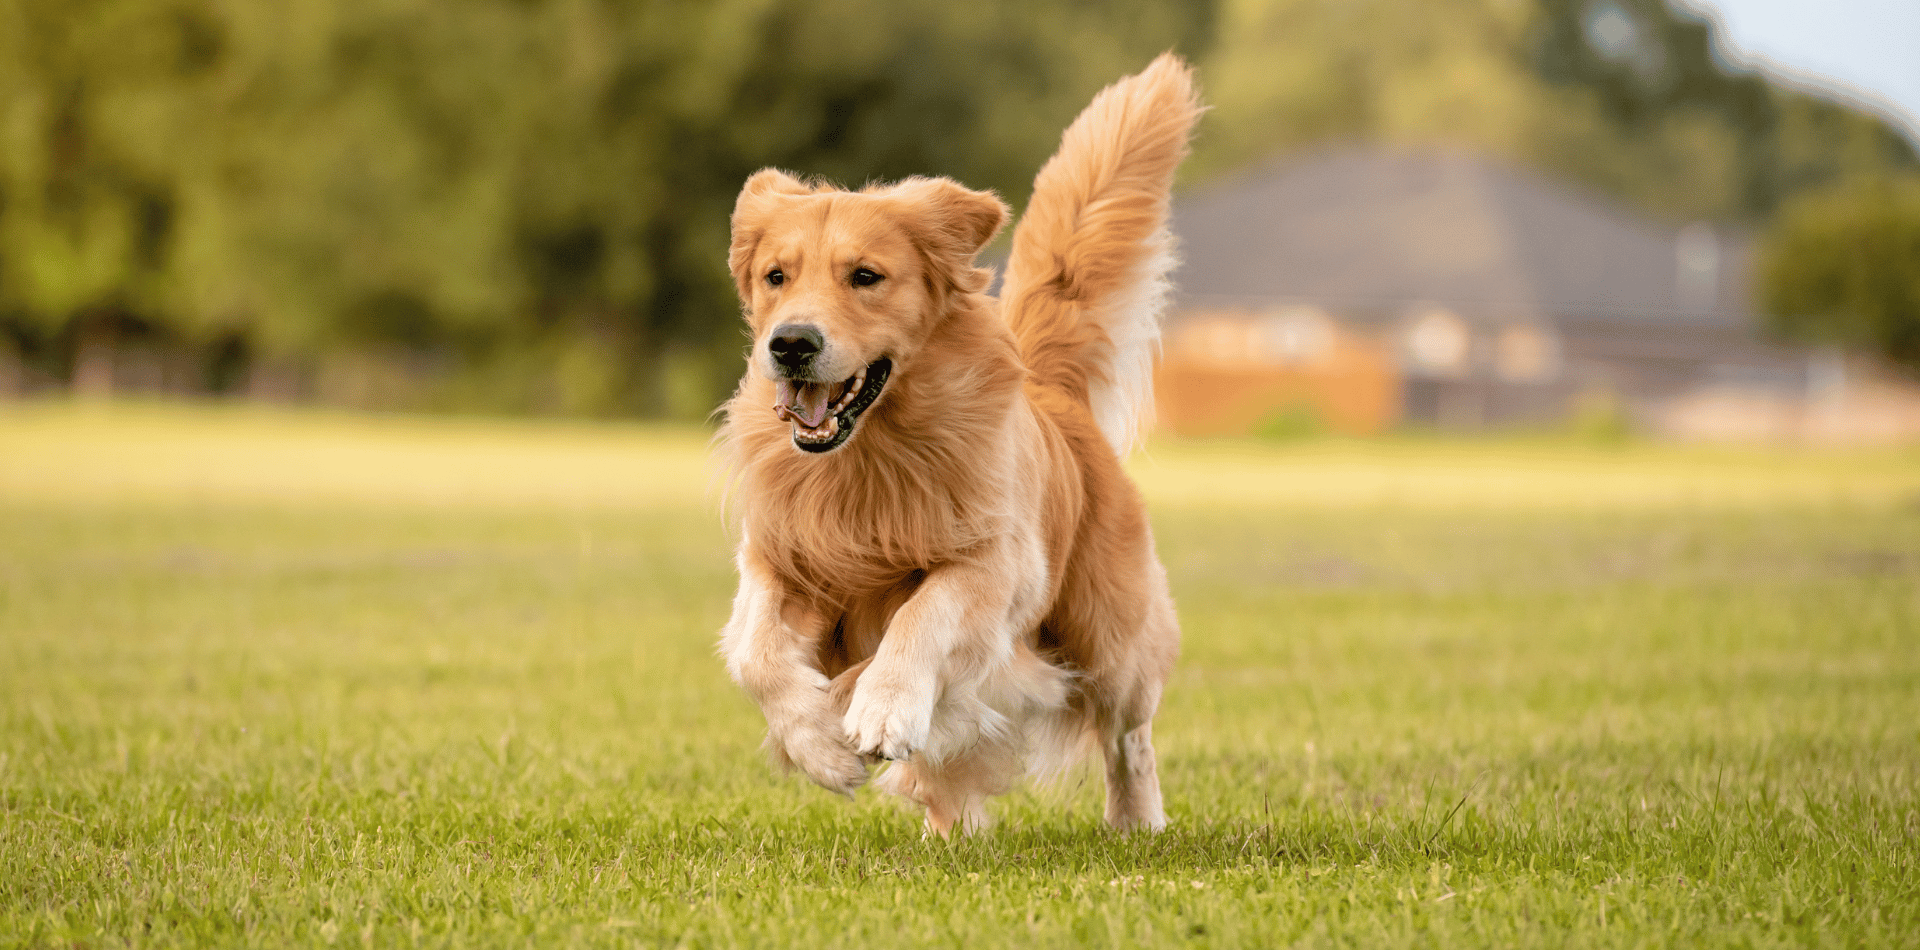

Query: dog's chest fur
left=742, top=420, right=1002, bottom=604
left=726, top=308, right=1028, bottom=606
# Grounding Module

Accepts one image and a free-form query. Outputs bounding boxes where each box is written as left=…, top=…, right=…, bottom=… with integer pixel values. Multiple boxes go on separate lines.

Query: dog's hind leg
left=1078, top=546, right=1178, bottom=832
left=1102, top=717, right=1166, bottom=832
left=1099, top=598, right=1173, bottom=832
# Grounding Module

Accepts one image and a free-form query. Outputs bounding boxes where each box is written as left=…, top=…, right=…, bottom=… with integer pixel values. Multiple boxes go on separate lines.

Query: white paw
left=842, top=668, right=934, bottom=761
left=769, top=703, right=868, bottom=796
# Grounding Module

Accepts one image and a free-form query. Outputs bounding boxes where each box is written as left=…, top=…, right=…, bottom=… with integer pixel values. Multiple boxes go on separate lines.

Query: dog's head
left=728, top=169, right=1007, bottom=454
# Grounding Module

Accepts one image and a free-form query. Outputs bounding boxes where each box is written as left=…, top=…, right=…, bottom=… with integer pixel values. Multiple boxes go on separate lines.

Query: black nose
left=769, top=324, right=823, bottom=372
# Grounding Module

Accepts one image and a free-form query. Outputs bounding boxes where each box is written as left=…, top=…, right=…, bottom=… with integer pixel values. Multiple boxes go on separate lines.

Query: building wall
left=1158, top=309, right=1920, bottom=444
left=1155, top=310, right=1399, bottom=436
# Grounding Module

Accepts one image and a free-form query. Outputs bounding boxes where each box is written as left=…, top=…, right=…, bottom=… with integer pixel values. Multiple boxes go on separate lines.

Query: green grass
left=3, top=402, right=1918, bottom=948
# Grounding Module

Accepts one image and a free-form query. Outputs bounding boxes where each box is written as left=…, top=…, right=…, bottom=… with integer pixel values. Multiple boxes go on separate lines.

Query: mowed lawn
left=3, top=403, right=1917, bottom=948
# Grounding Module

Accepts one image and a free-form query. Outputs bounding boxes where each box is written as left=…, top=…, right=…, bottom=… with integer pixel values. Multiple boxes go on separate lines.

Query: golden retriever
left=717, top=55, right=1201, bottom=835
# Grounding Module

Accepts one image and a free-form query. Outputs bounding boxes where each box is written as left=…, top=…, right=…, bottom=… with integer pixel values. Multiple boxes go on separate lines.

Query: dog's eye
left=851, top=268, right=884, bottom=287
left=766, top=269, right=785, bottom=287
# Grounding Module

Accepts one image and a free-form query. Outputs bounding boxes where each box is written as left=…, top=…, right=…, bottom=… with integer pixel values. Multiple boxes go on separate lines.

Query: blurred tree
left=3, top=0, right=1912, bottom=413
left=2, top=0, right=1214, bottom=412
left=1757, top=176, right=1920, bottom=370
left=1528, top=0, right=1915, bottom=218
left=0, top=0, right=212, bottom=392
left=1193, top=0, right=1916, bottom=223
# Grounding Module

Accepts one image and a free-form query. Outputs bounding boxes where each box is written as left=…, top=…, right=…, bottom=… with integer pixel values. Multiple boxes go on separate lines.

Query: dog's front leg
left=843, top=551, right=1030, bottom=762
left=720, top=552, right=867, bottom=796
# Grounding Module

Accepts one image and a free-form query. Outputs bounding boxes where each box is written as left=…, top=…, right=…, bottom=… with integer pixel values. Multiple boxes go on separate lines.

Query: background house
left=1156, top=148, right=1920, bottom=441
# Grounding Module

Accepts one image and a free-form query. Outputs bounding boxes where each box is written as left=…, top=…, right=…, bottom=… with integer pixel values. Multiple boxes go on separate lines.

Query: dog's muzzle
left=773, top=358, right=892, bottom=453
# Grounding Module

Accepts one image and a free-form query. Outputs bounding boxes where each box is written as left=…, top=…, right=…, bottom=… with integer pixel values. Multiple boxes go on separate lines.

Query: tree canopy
left=1193, top=0, right=1916, bottom=222
left=0, top=0, right=1910, bottom=412
left=1758, top=176, right=1920, bottom=371
left=0, top=0, right=1214, bottom=411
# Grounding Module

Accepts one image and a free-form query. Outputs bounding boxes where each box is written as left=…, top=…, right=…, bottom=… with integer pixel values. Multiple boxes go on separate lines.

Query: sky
left=1679, top=0, right=1920, bottom=148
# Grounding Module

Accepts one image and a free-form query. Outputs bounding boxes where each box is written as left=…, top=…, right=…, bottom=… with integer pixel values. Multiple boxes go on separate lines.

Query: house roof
left=1168, top=147, right=1754, bottom=325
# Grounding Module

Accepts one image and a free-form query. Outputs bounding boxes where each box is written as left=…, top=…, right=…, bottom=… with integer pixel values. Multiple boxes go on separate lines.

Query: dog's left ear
left=889, top=177, right=1009, bottom=295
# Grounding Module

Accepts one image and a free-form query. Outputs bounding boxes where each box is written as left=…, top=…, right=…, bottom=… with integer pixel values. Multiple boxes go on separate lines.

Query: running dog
left=717, top=54, right=1201, bottom=835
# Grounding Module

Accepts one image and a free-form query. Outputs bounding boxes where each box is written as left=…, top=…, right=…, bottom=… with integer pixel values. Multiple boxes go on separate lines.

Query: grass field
left=3, top=402, right=1918, bottom=948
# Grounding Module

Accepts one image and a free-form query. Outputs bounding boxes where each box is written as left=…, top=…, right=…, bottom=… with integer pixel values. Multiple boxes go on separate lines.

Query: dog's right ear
left=728, top=169, right=813, bottom=307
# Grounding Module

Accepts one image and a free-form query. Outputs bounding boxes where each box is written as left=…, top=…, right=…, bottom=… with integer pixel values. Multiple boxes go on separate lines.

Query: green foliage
left=1253, top=402, right=1326, bottom=440
left=1569, top=388, right=1636, bottom=443
left=1758, top=175, right=1920, bottom=369
left=1, top=0, right=1915, bottom=413
left=0, top=0, right=1212, bottom=411
left=3, top=407, right=1919, bottom=946
left=0, top=1, right=192, bottom=329
left=1192, top=0, right=1917, bottom=223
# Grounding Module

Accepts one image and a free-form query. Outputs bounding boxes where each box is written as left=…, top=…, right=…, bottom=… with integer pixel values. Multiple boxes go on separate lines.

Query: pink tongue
left=777, top=379, right=836, bottom=428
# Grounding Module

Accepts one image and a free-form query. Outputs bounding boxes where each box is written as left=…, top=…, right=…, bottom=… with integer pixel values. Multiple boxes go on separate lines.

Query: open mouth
left=773, top=358, right=892, bottom=453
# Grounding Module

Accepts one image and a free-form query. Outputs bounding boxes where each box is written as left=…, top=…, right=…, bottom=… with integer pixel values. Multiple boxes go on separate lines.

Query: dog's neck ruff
left=722, top=301, right=1022, bottom=604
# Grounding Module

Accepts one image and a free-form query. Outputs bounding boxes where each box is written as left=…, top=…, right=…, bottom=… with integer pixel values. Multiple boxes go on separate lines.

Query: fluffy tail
left=1001, top=53, right=1203, bottom=455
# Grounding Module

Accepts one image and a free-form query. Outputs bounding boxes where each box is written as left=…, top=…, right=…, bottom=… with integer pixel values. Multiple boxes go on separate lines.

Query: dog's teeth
left=791, top=413, right=840, bottom=444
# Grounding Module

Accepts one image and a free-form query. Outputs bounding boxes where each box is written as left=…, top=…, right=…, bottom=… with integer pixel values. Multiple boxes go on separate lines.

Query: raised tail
left=1001, top=53, right=1203, bottom=455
